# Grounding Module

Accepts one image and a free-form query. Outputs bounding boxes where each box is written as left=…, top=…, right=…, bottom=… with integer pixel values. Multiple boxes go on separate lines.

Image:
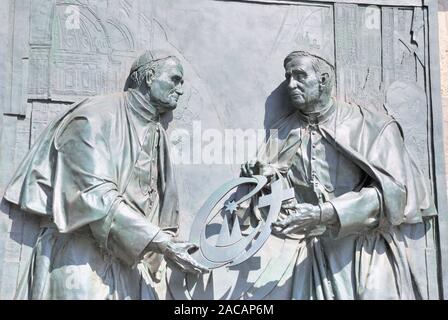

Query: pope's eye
left=294, top=71, right=306, bottom=80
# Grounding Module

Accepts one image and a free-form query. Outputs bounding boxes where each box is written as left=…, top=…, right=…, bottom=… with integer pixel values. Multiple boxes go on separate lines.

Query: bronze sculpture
left=3, top=50, right=207, bottom=299
left=241, top=51, right=438, bottom=299
left=0, top=0, right=445, bottom=301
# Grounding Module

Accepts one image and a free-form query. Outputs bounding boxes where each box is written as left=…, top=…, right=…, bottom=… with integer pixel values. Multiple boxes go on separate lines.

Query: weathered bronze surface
left=3, top=51, right=208, bottom=299
left=241, top=51, right=437, bottom=299
left=167, top=51, right=439, bottom=300
left=0, top=0, right=446, bottom=300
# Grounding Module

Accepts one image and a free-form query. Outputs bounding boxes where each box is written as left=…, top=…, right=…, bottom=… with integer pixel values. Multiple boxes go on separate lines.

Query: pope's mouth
left=289, top=91, right=304, bottom=98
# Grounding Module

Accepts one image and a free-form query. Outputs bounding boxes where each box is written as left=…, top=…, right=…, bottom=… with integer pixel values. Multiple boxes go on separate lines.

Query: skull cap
left=129, top=49, right=176, bottom=74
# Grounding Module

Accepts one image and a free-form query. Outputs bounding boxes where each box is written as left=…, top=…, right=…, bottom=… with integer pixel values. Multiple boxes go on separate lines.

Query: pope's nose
left=287, top=77, right=299, bottom=90
left=175, top=86, right=184, bottom=96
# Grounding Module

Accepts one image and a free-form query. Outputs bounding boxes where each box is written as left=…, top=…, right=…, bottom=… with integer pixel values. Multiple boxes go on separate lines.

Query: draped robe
left=4, top=89, right=179, bottom=299
left=258, top=100, right=437, bottom=299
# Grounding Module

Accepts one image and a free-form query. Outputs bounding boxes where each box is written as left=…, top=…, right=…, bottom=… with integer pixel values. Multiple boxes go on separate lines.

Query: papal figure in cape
left=4, top=50, right=208, bottom=300
left=239, top=51, right=437, bottom=300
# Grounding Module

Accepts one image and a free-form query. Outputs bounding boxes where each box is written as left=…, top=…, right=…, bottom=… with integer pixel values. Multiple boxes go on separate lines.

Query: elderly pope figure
left=242, top=51, right=437, bottom=299
left=4, top=50, right=208, bottom=300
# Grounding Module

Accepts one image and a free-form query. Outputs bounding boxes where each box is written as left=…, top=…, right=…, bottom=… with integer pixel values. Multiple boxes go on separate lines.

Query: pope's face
left=149, top=58, right=184, bottom=113
left=285, top=56, right=321, bottom=112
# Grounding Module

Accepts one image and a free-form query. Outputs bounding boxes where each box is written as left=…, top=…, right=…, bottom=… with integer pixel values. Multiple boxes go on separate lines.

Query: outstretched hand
left=163, top=241, right=209, bottom=274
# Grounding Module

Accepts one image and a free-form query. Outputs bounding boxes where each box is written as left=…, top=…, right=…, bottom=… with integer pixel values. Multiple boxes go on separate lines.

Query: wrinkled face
left=285, top=56, right=321, bottom=112
left=148, top=58, right=184, bottom=113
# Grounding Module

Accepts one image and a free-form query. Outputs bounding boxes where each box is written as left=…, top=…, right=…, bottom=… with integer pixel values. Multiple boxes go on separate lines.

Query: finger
left=272, top=220, right=286, bottom=229
left=297, top=203, right=314, bottom=211
left=241, top=164, right=249, bottom=177
left=180, top=242, right=199, bottom=253
left=282, top=202, right=297, bottom=209
left=278, top=211, right=288, bottom=220
left=278, top=215, right=296, bottom=227
left=180, top=265, right=199, bottom=275
left=271, top=225, right=285, bottom=235
left=164, top=230, right=177, bottom=237
left=272, top=225, right=286, bottom=234
left=185, top=256, right=209, bottom=273
left=282, top=225, right=301, bottom=235
left=249, top=162, right=256, bottom=174
left=175, top=249, right=209, bottom=271
left=242, top=163, right=253, bottom=176
left=191, top=263, right=210, bottom=273
left=273, top=222, right=290, bottom=231
left=180, top=256, right=210, bottom=274
left=304, top=204, right=315, bottom=211
left=176, top=263, right=196, bottom=274
left=274, top=214, right=294, bottom=225
left=256, top=161, right=269, bottom=177
left=166, top=259, right=188, bottom=274
left=193, top=266, right=210, bottom=274
left=166, top=245, right=209, bottom=273
left=168, top=255, right=198, bottom=274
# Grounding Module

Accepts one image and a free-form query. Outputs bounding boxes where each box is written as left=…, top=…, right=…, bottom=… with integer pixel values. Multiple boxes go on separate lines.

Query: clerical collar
left=126, top=89, right=160, bottom=123
left=295, top=99, right=336, bottom=125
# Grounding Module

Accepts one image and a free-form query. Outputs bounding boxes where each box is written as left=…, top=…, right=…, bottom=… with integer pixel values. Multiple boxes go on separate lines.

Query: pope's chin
left=289, top=95, right=306, bottom=110
left=158, top=101, right=178, bottom=113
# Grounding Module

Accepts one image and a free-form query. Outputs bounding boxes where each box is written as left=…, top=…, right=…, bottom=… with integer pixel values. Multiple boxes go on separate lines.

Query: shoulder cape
left=258, top=101, right=437, bottom=226
left=4, top=92, right=179, bottom=232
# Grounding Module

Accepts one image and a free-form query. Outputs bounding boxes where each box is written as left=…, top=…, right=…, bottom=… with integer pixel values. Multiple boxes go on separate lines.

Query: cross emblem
left=258, top=184, right=295, bottom=209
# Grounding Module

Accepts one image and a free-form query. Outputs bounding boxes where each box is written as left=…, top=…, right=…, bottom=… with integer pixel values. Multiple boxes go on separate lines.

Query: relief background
left=0, top=0, right=446, bottom=299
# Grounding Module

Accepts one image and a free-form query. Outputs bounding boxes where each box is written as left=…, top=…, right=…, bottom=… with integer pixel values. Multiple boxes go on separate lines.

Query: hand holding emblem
left=272, top=201, right=337, bottom=235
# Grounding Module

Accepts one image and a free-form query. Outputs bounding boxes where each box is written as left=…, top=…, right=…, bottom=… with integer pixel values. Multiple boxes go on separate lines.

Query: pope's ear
left=320, top=72, right=330, bottom=87
left=145, top=69, right=156, bottom=87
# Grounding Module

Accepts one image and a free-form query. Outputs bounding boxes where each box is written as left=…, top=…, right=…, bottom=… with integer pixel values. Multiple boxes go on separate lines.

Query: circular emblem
left=166, top=175, right=296, bottom=300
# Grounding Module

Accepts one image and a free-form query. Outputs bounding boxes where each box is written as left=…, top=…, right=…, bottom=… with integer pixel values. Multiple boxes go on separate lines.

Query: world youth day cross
left=167, top=175, right=295, bottom=300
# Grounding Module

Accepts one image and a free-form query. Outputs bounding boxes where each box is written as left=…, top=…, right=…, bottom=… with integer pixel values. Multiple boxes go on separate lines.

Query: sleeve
left=52, top=115, right=162, bottom=266
left=327, top=118, right=435, bottom=237
left=366, top=120, right=436, bottom=224
left=328, top=186, right=382, bottom=238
